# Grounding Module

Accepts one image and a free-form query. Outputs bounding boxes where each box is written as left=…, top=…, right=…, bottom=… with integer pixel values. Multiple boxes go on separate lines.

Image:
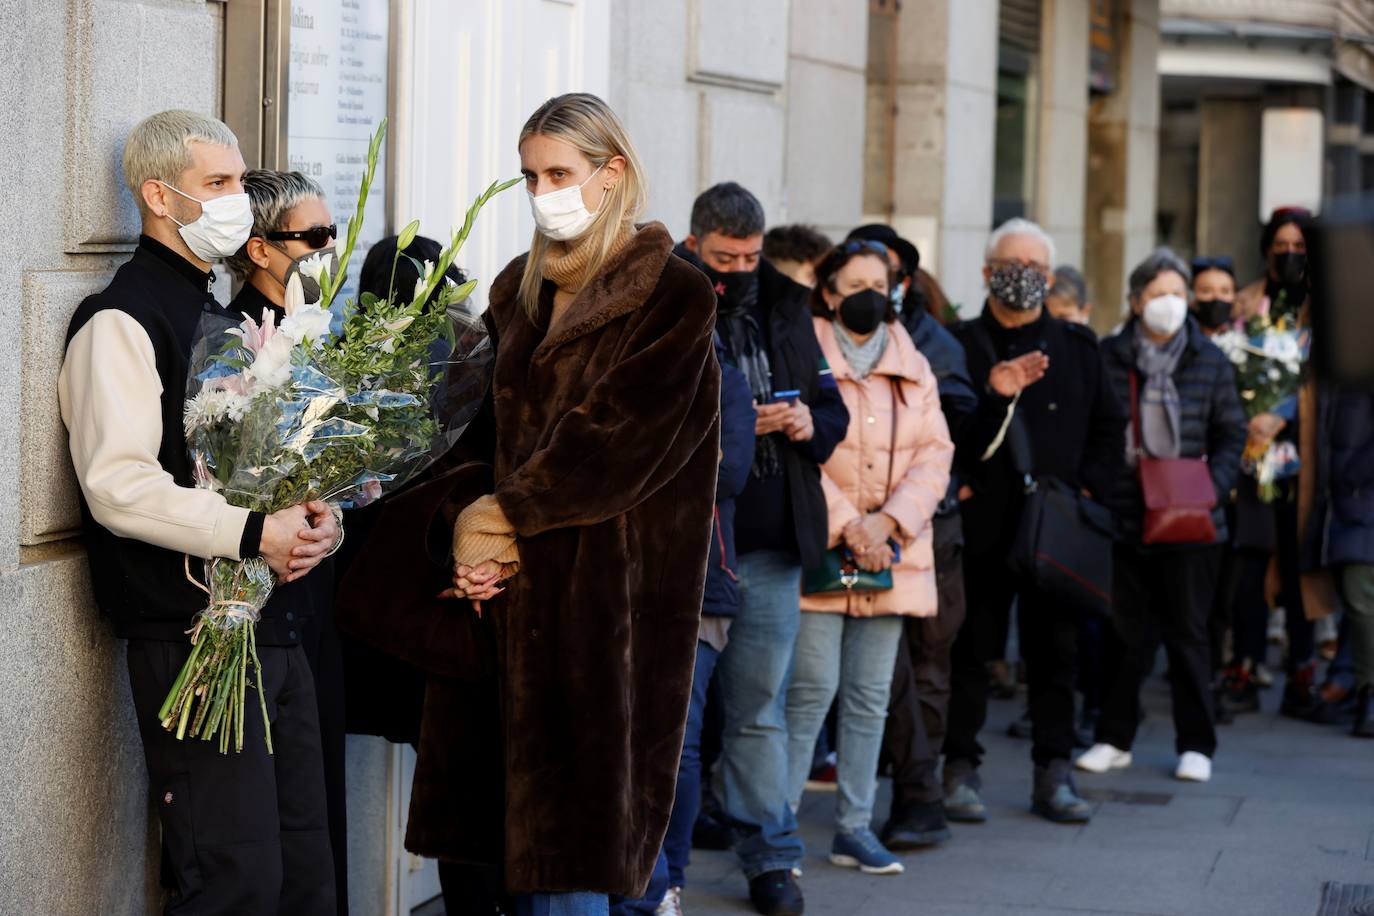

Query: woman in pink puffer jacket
left=784, top=240, right=953, bottom=875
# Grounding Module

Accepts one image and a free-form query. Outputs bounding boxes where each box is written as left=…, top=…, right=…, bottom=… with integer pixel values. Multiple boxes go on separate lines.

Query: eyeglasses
left=1271, top=206, right=1312, bottom=221
left=263, top=224, right=337, bottom=249
left=1191, top=255, right=1234, bottom=274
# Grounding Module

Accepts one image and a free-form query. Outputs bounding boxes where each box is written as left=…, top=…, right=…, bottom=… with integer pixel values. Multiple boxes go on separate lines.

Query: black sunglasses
left=264, top=224, right=337, bottom=249
left=1191, top=255, right=1234, bottom=274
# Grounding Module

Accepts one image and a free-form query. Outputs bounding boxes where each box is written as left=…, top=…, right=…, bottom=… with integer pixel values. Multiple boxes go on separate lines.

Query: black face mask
left=1271, top=251, right=1307, bottom=287
left=1193, top=298, right=1233, bottom=330
left=702, top=264, right=759, bottom=314
left=837, top=288, right=888, bottom=335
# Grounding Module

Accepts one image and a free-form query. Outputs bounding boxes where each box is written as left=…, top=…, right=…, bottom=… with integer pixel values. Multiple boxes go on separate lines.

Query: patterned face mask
left=989, top=262, right=1049, bottom=312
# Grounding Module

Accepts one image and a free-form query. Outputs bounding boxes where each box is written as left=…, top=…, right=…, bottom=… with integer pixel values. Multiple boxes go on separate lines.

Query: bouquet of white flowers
left=1211, top=306, right=1307, bottom=501
left=158, top=122, right=517, bottom=752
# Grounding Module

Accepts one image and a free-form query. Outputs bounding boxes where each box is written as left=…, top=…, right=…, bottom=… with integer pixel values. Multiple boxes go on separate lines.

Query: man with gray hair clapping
left=941, top=219, right=1126, bottom=825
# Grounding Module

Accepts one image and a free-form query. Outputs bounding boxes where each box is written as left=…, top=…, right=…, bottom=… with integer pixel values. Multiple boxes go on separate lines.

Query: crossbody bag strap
left=969, top=319, right=1034, bottom=486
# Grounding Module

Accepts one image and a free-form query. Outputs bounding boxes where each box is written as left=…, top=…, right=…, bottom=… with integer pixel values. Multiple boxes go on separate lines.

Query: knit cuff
left=453, top=495, right=520, bottom=568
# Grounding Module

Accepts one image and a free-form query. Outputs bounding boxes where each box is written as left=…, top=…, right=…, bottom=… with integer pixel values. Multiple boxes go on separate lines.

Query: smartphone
left=771, top=389, right=801, bottom=405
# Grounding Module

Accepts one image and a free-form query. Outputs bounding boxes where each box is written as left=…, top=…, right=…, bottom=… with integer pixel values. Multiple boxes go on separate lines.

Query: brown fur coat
left=346, top=222, right=721, bottom=897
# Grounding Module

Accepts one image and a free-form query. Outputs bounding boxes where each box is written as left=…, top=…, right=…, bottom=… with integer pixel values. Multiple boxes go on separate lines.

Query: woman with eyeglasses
left=783, top=240, right=953, bottom=877
left=223, top=168, right=350, bottom=914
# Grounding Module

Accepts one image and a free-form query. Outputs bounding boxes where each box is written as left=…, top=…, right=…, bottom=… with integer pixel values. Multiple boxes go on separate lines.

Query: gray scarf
left=833, top=321, right=889, bottom=380
left=1131, top=321, right=1187, bottom=462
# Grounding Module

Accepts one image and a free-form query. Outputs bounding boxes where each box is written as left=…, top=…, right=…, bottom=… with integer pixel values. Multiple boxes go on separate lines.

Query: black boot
left=1031, top=759, right=1093, bottom=824
left=881, top=799, right=953, bottom=849
left=749, top=870, right=804, bottom=916
left=1354, top=685, right=1374, bottom=739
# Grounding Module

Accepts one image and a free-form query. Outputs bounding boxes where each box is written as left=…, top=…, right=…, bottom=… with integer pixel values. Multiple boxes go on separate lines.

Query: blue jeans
left=514, top=893, right=609, bottom=916
left=785, top=613, right=903, bottom=833
left=663, top=639, right=722, bottom=888
left=608, top=848, right=669, bottom=915
left=713, top=550, right=805, bottom=879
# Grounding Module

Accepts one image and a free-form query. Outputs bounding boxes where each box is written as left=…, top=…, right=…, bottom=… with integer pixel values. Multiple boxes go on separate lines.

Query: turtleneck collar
left=541, top=223, right=635, bottom=294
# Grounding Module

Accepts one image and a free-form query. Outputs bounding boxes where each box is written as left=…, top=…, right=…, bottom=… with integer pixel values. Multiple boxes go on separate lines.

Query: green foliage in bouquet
left=163, top=118, right=517, bottom=753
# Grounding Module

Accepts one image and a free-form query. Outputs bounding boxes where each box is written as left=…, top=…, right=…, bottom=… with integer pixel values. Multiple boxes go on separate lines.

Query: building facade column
left=1084, top=0, right=1161, bottom=327
left=867, top=0, right=999, bottom=314
left=1035, top=0, right=1091, bottom=270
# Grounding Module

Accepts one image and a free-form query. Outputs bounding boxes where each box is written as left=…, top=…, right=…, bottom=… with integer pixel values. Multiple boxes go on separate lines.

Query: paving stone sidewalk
left=682, top=673, right=1374, bottom=916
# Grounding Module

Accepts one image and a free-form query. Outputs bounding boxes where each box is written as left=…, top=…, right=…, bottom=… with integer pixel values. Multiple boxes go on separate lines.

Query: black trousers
left=300, top=608, right=348, bottom=915
left=1274, top=493, right=1315, bottom=674
left=127, top=639, right=336, bottom=915
left=1229, top=549, right=1271, bottom=668
left=1096, top=545, right=1220, bottom=757
left=945, top=547, right=1080, bottom=772
left=882, top=513, right=967, bottom=807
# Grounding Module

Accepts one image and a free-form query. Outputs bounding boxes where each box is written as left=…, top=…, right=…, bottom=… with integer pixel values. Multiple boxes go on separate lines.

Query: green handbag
left=802, top=543, right=900, bottom=595
left=802, top=377, right=901, bottom=597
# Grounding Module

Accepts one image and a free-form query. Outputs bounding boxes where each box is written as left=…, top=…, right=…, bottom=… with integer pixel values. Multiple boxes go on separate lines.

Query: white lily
left=283, top=272, right=307, bottom=317
left=281, top=304, right=334, bottom=348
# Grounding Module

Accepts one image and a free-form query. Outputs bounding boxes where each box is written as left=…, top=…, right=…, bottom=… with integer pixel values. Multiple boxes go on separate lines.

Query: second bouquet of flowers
left=158, top=121, right=518, bottom=752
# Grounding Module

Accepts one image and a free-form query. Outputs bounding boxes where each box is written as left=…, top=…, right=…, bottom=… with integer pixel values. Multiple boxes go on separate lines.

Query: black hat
left=846, top=223, right=919, bottom=276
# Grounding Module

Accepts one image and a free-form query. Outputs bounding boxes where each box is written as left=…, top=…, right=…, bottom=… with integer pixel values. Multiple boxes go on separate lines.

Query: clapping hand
left=988, top=351, right=1049, bottom=397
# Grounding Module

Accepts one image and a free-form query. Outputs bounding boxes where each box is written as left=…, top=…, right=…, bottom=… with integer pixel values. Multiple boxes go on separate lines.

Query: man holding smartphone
left=677, top=182, right=849, bottom=916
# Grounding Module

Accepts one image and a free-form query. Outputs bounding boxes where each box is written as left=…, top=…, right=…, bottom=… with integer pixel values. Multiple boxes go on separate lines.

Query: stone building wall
left=0, top=3, right=227, bottom=912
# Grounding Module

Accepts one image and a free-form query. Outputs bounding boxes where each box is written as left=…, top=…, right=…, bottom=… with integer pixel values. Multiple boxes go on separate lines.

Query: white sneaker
left=656, top=886, right=683, bottom=916
left=1175, top=751, right=1212, bottom=782
left=1074, top=743, right=1132, bottom=774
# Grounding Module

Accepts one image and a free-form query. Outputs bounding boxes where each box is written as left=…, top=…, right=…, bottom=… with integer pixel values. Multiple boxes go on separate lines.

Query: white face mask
left=527, top=164, right=604, bottom=242
left=1142, top=293, right=1188, bottom=337
left=158, top=181, right=254, bottom=262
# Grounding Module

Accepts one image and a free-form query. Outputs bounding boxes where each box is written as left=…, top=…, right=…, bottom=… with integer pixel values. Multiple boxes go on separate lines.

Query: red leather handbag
left=1131, top=372, right=1218, bottom=545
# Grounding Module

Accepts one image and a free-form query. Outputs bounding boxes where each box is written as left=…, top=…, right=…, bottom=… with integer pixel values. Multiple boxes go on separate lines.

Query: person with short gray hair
left=941, top=218, right=1126, bottom=825
left=1046, top=265, right=1092, bottom=326
left=59, top=111, right=339, bottom=913
left=1079, top=247, right=1245, bottom=785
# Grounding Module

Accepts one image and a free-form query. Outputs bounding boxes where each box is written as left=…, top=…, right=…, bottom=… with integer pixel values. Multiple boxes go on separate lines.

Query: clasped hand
left=259, top=500, right=339, bottom=583
left=843, top=512, right=898, bottom=573
left=441, top=560, right=515, bottom=613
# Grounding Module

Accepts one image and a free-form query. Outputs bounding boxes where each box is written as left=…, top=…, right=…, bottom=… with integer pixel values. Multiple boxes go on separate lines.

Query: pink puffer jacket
left=801, top=318, right=954, bottom=618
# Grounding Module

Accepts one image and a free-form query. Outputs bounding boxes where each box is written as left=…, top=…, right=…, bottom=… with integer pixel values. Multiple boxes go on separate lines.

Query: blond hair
left=517, top=93, right=649, bottom=317
left=122, top=110, right=239, bottom=214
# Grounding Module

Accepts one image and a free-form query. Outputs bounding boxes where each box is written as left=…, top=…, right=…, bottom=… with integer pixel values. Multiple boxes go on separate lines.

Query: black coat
left=673, top=248, right=850, bottom=567
left=953, top=307, right=1126, bottom=557
left=906, top=307, right=978, bottom=513
left=1100, top=318, right=1247, bottom=544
